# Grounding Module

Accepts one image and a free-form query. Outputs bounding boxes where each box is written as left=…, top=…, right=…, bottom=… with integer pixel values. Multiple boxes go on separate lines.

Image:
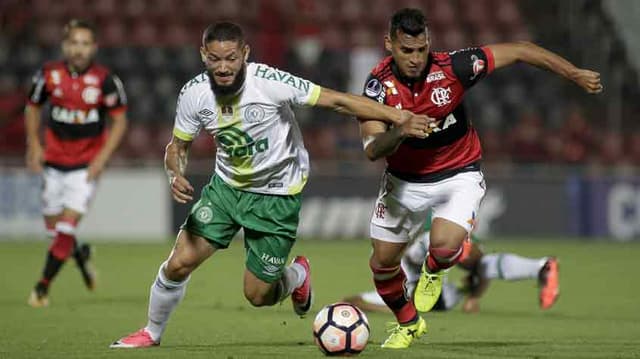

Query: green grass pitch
left=1, top=238, right=639, bottom=358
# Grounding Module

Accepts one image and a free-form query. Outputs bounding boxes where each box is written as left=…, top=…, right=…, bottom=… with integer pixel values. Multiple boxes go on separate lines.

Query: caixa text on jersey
left=51, top=106, right=100, bottom=124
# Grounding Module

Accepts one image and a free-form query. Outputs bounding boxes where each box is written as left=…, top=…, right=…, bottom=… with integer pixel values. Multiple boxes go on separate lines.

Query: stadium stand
left=0, top=0, right=638, bottom=169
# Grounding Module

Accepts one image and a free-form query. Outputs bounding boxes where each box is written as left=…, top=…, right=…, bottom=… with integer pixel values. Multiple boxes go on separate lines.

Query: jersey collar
left=64, top=60, right=94, bottom=77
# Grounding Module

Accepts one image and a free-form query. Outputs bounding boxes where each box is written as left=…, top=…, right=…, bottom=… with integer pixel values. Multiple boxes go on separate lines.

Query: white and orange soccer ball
left=312, top=303, right=370, bottom=356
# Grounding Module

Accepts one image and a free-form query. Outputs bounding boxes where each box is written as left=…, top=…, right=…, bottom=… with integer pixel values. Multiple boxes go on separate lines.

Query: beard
left=209, top=65, right=246, bottom=97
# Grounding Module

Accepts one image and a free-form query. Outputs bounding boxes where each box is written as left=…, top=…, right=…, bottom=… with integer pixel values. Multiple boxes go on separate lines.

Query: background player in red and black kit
left=25, top=19, right=128, bottom=307
left=359, top=8, right=602, bottom=349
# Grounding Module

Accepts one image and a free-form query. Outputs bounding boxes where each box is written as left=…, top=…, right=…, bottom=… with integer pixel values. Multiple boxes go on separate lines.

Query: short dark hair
left=202, top=22, right=245, bottom=46
left=63, top=19, right=97, bottom=40
left=389, top=8, right=428, bottom=40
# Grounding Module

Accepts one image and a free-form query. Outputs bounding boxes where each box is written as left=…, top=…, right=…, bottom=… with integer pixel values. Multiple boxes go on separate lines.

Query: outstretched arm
left=164, top=136, right=195, bottom=203
left=314, top=87, right=431, bottom=127
left=360, top=113, right=434, bottom=161
left=487, top=41, right=603, bottom=94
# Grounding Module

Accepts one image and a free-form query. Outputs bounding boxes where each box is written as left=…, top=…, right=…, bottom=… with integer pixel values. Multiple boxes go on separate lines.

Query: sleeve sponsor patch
left=365, top=78, right=382, bottom=98
left=471, top=55, right=485, bottom=79
left=450, top=47, right=490, bottom=89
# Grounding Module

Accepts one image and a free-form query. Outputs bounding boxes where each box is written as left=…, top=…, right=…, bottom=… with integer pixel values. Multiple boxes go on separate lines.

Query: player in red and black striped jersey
left=359, top=8, right=602, bottom=349
left=25, top=19, right=128, bottom=307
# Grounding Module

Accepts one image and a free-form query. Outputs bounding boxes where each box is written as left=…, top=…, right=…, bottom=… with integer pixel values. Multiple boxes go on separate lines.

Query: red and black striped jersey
left=359, top=47, right=495, bottom=177
left=27, top=61, right=127, bottom=169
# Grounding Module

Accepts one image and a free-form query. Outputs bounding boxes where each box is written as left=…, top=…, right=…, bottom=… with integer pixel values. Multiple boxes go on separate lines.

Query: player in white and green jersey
left=111, top=21, right=432, bottom=349
left=172, top=61, right=318, bottom=195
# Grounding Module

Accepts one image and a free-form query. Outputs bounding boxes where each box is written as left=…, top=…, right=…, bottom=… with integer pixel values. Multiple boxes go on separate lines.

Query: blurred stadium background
left=2, top=1, right=640, bottom=358
left=1, top=0, right=640, bottom=240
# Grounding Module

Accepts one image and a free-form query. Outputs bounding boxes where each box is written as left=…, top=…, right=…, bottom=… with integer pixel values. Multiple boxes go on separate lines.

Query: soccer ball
left=312, top=303, right=370, bottom=356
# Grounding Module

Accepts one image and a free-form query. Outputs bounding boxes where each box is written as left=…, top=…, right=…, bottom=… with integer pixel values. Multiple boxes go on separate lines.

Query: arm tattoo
left=165, top=137, right=192, bottom=182
left=174, top=138, right=190, bottom=175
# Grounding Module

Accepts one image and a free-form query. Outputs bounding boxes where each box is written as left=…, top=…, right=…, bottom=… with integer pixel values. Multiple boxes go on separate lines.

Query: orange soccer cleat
left=539, top=257, right=559, bottom=310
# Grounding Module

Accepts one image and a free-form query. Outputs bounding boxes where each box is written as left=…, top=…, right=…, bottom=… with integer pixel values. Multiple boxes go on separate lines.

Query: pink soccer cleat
left=110, top=328, right=159, bottom=349
left=291, top=256, right=313, bottom=317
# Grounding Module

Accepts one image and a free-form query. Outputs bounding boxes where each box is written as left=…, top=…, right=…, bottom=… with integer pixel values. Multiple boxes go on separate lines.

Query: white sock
left=402, top=231, right=430, bottom=285
left=405, top=231, right=429, bottom=266
left=481, top=253, right=547, bottom=281
left=278, top=262, right=306, bottom=301
left=440, top=279, right=463, bottom=310
left=144, top=262, right=190, bottom=342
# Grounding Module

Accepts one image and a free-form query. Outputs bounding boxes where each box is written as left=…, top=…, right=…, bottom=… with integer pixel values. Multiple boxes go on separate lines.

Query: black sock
left=34, top=281, right=48, bottom=296
left=39, top=252, right=65, bottom=289
left=72, top=242, right=95, bottom=289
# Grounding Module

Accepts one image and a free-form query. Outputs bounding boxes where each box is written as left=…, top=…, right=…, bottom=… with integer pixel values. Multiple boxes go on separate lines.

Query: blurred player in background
left=111, top=22, right=429, bottom=349
left=25, top=19, right=128, bottom=307
left=359, top=8, right=602, bottom=349
left=344, top=213, right=560, bottom=313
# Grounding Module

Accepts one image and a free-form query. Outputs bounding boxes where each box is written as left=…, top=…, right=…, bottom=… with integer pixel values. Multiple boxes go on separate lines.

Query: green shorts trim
left=182, top=175, right=301, bottom=282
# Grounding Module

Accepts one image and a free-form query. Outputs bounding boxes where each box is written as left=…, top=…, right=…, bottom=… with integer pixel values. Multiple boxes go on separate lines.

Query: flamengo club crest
left=82, top=86, right=101, bottom=104
left=431, top=87, right=452, bottom=107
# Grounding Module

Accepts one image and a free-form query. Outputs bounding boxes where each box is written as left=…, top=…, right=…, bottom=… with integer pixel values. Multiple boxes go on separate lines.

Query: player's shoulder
left=247, top=61, right=275, bottom=76
left=441, top=46, right=489, bottom=62
left=248, top=62, right=299, bottom=83
left=370, top=56, right=394, bottom=80
left=88, top=62, right=114, bottom=77
left=178, top=71, right=210, bottom=98
left=247, top=62, right=276, bottom=83
left=248, top=62, right=314, bottom=94
left=431, top=51, right=454, bottom=67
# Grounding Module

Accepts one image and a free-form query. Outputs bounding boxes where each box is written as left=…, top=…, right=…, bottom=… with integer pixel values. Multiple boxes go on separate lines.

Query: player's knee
left=430, top=245, right=463, bottom=262
left=370, top=257, right=401, bottom=270
left=429, top=231, right=466, bottom=250
left=369, top=258, right=402, bottom=282
left=428, top=234, right=454, bottom=249
left=369, top=249, right=402, bottom=269
left=164, top=257, right=195, bottom=281
left=244, top=290, right=270, bottom=307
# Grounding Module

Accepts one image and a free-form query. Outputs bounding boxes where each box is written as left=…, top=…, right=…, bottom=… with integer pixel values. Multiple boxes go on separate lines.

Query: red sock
left=370, top=260, right=418, bottom=324
left=426, top=245, right=463, bottom=273
left=49, top=219, right=77, bottom=260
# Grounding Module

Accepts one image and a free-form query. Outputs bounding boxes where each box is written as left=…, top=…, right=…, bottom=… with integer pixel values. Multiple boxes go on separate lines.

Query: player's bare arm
left=487, top=41, right=603, bottom=94
left=164, top=136, right=195, bottom=203
left=24, top=104, right=44, bottom=173
left=360, top=112, right=433, bottom=161
left=314, top=87, right=431, bottom=127
left=87, top=112, right=128, bottom=180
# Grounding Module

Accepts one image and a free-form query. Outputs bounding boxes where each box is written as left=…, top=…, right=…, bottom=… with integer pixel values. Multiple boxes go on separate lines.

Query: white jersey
left=173, top=63, right=321, bottom=195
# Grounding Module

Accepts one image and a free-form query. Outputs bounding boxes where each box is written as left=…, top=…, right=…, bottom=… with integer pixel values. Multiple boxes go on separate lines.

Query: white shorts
left=42, top=167, right=97, bottom=216
left=370, top=171, right=485, bottom=243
